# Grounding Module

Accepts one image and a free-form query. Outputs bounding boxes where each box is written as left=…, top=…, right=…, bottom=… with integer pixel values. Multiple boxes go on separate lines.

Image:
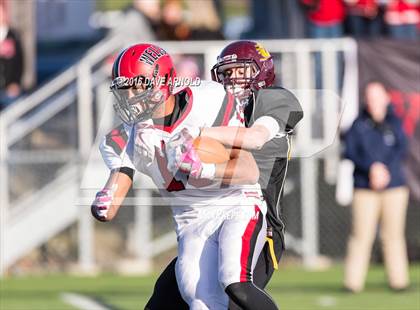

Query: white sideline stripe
left=61, top=292, right=111, bottom=310
left=317, top=295, right=337, bottom=307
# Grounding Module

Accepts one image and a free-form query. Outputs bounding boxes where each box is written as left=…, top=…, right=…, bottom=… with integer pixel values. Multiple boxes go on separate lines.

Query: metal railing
left=0, top=34, right=126, bottom=275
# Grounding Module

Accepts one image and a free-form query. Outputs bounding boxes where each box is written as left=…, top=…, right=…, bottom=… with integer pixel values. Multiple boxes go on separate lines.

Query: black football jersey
left=245, top=87, right=303, bottom=244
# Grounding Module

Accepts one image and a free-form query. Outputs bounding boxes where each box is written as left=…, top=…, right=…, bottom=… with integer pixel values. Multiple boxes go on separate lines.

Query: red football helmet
left=211, top=40, right=275, bottom=98
left=110, top=43, right=176, bottom=124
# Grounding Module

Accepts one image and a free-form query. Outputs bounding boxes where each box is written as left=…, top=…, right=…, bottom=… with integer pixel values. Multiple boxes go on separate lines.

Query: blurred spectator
left=384, top=0, right=420, bottom=40
left=0, top=2, right=23, bottom=111
left=405, top=122, right=420, bottom=202
left=110, top=0, right=160, bottom=41
left=344, top=81, right=410, bottom=293
left=158, top=0, right=190, bottom=40
left=300, top=0, right=345, bottom=91
left=345, top=0, right=385, bottom=37
left=213, top=0, right=225, bottom=26
left=185, top=0, right=224, bottom=40
left=174, top=56, right=201, bottom=79
left=241, top=0, right=286, bottom=38
left=301, top=0, right=346, bottom=38
left=287, top=0, right=309, bottom=38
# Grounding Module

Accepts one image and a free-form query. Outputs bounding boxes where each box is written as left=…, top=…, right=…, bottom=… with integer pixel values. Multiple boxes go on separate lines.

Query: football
left=192, top=136, right=230, bottom=164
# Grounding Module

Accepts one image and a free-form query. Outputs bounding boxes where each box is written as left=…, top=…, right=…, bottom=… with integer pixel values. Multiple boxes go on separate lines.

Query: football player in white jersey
left=92, top=43, right=278, bottom=310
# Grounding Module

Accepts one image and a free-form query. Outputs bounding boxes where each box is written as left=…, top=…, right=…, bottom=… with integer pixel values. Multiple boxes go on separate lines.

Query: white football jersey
left=99, top=123, right=135, bottom=171
left=102, top=81, right=261, bottom=213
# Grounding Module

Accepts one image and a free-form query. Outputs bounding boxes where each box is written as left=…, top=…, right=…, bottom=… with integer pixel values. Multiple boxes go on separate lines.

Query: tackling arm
left=201, top=124, right=271, bottom=150
left=214, top=148, right=260, bottom=185
left=166, top=128, right=259, bottom=186
left=202, top=88, right=303, bottom=151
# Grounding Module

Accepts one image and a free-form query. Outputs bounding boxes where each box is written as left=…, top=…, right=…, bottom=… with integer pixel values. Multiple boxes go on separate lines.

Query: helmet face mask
left=211, top=41, right=275, bottom=101
left=110, top=75, right=165, bottom=125
left=213, top=61, right=260, bottom=100
left=111, top=84, right=165, bottom=125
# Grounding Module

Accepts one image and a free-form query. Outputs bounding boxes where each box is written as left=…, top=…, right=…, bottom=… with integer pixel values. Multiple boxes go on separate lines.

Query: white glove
left=91, top=185, right=116, bottom=221
left=166, top=128, right=195, bottom=171
left=166, top=128, right=215, bottom=179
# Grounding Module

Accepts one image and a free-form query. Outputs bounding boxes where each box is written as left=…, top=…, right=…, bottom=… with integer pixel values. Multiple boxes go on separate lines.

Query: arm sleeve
left=254, top=88, right=304, bottom=134
left=99, top=124, right=134, bottom=171
left=99, top=136, right=133, bottom=170
left=254, top=116, right=280, bottom=141
left=116, top=166, right=134, bottom=181
left=344, top=122, right=374, bottom=173
left=384, top=118, right=408, bottom=167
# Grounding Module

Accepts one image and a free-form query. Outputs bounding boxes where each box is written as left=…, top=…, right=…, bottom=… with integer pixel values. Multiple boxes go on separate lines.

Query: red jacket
left=345, top=0, right=378, bottom=17
left=385, top=0, right=420, bottom=25
left=301, top=0, right=346, bottom=25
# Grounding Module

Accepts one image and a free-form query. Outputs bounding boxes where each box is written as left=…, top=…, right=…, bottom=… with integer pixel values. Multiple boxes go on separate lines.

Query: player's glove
left=91, top=186, right=116, bottom=222
left=166, top=128, right=203, bottom=178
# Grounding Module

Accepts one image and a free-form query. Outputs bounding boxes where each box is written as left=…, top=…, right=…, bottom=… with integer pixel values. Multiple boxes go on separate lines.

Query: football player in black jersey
left=145, top=41, right=303, bottom=310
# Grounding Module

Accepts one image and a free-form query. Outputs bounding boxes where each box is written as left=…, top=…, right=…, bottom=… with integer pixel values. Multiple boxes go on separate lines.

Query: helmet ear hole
left=153, top=64, right=160, bottom=79
left=168, top=67, right=176, bottom=93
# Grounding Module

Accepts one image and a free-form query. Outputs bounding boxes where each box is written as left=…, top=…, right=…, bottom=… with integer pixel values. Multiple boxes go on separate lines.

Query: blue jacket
left=344, top=107, right=407, bottom=189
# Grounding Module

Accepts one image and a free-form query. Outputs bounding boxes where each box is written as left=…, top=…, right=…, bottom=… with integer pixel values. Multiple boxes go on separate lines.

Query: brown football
left=192, top=137, right=230, bottom=164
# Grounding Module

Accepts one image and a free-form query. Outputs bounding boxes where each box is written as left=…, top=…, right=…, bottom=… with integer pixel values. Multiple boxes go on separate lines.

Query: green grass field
left=1, top=264, right=419, bottom=310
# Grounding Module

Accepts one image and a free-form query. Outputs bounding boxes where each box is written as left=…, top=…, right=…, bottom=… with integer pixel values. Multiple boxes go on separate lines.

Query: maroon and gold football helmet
left=211, top=40, right=275, bottom=98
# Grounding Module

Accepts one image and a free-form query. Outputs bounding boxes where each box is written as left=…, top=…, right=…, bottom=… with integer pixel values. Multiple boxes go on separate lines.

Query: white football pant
left=175, top=194, right=267, bottom=310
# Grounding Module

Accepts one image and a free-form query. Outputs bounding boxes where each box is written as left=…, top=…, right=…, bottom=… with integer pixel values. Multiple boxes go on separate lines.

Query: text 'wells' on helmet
left=110, top=43, right=177, bottom=124
left=211, top=40, right=275, bottom=90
